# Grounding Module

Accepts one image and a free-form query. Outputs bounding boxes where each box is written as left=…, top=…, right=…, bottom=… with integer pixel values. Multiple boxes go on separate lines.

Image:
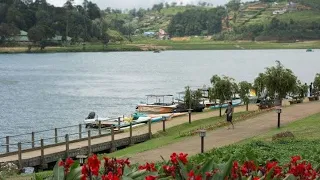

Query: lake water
left=0, top=50, right=318, bottom=149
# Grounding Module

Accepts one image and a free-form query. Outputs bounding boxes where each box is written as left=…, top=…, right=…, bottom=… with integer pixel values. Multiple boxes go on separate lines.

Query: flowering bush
left=48, top=153, right=320, bottom=180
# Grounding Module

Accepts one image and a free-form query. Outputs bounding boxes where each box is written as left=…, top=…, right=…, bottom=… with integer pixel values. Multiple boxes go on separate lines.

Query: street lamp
left=276, top=106, right=282, bottom=128
left=162, top=116, right=167, bottom=132
left=187, top=108, right=193, bottom=124
left=76, top=155, right=87, bottom=166
left=198, top=129, right=206, bottom=153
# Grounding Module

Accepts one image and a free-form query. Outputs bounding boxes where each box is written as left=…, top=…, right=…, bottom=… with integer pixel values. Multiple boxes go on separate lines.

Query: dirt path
left=128, top=101, right=320, bottom=163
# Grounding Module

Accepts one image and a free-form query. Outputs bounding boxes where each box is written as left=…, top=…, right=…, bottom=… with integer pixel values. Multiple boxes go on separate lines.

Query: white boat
left=136, top=95, right=178, bottom=113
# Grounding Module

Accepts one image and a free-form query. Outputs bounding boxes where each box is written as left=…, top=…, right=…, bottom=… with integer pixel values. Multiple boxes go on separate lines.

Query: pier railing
left=0, top=116, right=132, bottom=154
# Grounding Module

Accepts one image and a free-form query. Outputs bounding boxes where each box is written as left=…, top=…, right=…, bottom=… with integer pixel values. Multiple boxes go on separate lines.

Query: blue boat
left=209, top=99, right=242, bottom=109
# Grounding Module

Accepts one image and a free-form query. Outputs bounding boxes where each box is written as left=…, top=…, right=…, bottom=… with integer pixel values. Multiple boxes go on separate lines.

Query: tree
left=28, top=25, right=47, bottom=49
left=253, top=73, right=266, bottom=97
left=210, top=75, right=234, bottom=116
left=313, top=73, right=320, bottom=96
left=0, top=23, right=19, bottom=44
left=264, top=61, right=297, bottom=105
left=87, top=1, right=100, bottom=20
left=226, top=0, right=241, bottom=12
left=239, top=81, right=252, bottom=111
left=184, top=86, right=202, bottom=110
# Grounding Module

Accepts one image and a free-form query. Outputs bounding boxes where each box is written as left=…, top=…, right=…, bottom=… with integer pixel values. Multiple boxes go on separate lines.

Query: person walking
left=226, top=101, right=234, bottom=129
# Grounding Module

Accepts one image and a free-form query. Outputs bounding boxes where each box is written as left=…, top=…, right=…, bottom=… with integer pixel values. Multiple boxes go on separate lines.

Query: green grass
left=249, top=112, right=320, bottom=142
left=2, top=40, right=320, bottom=54
left=103, top=111, right=250, bottom=158
left=190, top=113, right=320, bottom=166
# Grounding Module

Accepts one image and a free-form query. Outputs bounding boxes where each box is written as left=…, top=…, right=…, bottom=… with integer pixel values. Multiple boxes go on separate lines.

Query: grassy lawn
left=249, top=112, right=320, bottom=141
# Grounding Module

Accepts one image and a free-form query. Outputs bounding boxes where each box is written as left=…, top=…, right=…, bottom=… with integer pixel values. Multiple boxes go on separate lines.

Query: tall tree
left=210, top=75, right=234, bottom=116
left=313, top=73, right=320, bottom=95
left=264, top=61, right=297, bottom=105
left=239, top=81, right=252, bottom=111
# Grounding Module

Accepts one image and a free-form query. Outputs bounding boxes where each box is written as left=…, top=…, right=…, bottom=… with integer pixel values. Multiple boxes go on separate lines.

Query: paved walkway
left=0, top=104, right=257, bottom=163
left=128, top=101, right=320, bottom=164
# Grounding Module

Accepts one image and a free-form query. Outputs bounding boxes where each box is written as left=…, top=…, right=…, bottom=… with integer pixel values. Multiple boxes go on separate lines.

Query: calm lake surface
left=0, top=50, right=318, bottom=148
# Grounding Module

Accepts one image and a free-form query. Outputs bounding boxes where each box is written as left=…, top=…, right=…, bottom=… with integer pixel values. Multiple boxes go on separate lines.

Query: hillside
left=115, top=0, right=320, bottom=41
left=1, top=0, right=320, bottom=49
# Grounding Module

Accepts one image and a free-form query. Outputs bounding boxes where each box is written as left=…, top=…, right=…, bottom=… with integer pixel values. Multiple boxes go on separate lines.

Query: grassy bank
left=102, top=109, right=274, bottom=158
left=1, top=40, right=320, bottom=54
left=190, top=113, right=320, bottom=166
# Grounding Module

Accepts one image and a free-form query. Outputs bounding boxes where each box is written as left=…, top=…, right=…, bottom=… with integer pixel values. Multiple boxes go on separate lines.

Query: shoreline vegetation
left=1, top=40, right=320, bottom=54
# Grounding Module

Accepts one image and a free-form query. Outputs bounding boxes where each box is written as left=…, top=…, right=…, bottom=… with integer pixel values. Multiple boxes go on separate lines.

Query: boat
left=84, top=111, right=183, bottom=129
left=136, top=95, right=178, bottom=113
left=153, top=49, right=160, bottom=53
left=209, top=98, right=242, bottom=109
left=306, top=49, right=313, bottom=52
left=84, top=115, right=152, bottom=128
left=132, top=112, right=187, bottom=120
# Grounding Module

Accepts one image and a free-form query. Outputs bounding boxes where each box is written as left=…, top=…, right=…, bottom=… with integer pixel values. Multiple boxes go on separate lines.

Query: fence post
left=98, top=121, right=102, bottom=136
left=41, top=139, right=44, bottom=168
left=129, top=123, right=133, bottom=145
left=54, top=128, right=58, bottom=144
left=31, top=132, right=35, bottom=148
left=18, top=142, right=22, bottom=169
left=88, top=130, right=91, bottom=155
left=6, top=136, right=9, bottom=153
left=65, top=134, right=69, bottom=157
left=111, top=126, right=116, bottom=152
left=118, top=117, right=121, bottom=131
left=148, top=119, right=152, bottom=139
left=79, top=124, right=82, bottom=139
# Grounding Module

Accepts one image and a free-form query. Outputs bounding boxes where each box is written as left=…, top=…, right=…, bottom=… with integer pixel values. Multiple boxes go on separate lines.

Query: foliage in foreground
left=190, top=140, right=320, bottom=167
left=39, top=142, right=320, bottom=180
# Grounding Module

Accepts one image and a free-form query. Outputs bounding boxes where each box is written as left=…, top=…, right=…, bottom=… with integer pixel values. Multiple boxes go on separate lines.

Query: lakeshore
left=1, top=40, right=320, bottom=54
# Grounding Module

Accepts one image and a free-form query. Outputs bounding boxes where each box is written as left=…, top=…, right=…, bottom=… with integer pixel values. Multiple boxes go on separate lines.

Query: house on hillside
left=143, top=31, right=156, bottom=37
left=287, top=1, right=297, bottom=11
left=51, top=35, right=72, bottom=43
left=273, top=8, right=287, bottom=15
left=11, top=30, right=30, bottom=43
left=7, top=31, right=71, bottom=44
left=157, top=29, right=169, bottom=40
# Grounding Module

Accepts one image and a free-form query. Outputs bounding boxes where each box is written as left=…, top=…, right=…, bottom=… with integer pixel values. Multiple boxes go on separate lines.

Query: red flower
left=58, top=158, right=75, bottom=175
left=188, top=170, right=202, bottom=180
left=253, top=177, right=260, bottom=180
left=241, top=161, right=256, bottom=176
left=58, top=160, right=64, bottom=167
left=81, top=165, right=88, bottom=180
left=139, top=162, right=157, bottom=172
left=87, top=154, right=101, bottom=176
left=265, top=161, right=282, bottom=178
left=288, top=161, right=317, bottom=179
left=231, top=161, right=239, bottom=179
left=145, top=175, right=157, bottom=180
left=291, top=156, right=301, bottom=165
left=170, top=152, right=188, bottom=165
left=102, top=172, right=120, bottom=180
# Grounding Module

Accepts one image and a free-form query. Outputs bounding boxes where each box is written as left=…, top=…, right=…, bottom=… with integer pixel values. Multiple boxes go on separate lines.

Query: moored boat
left=136, top=95, right=178, bottom=113
left=209, top=98, right=242, bottom=109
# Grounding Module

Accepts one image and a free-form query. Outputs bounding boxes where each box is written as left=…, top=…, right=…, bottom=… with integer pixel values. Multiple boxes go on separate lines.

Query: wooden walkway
left=0, top=104, right=258, bottom=168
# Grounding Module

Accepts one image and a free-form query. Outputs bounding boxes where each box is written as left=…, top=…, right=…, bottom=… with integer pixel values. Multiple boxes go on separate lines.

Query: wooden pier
left=0, top=119, right=156, bottom=169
